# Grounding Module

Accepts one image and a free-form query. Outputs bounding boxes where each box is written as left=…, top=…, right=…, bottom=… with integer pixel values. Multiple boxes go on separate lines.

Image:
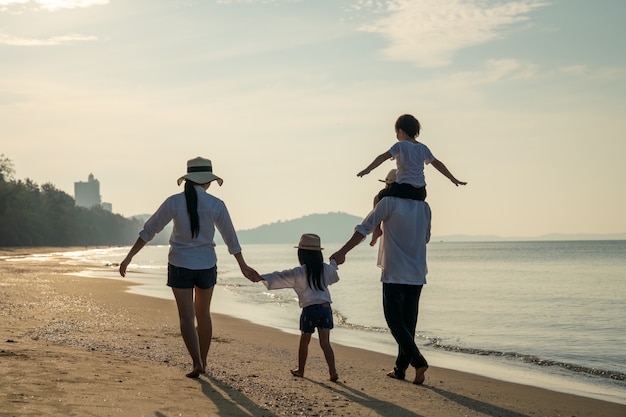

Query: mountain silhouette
left=130, top=212, right=626, bottom=245
left=231, top=212, right=363, bottom=244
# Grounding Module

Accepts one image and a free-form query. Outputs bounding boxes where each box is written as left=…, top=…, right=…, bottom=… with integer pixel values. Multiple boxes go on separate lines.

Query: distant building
left=101, top=202, right=113, bottom=212
left=74, top=173, right=102, bottom=209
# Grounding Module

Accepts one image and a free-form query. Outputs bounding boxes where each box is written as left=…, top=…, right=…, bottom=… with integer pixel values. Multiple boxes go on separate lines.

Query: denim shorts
left=300, top=303, right=334, bottom=334
left=167, top=264, right=217, bottom=289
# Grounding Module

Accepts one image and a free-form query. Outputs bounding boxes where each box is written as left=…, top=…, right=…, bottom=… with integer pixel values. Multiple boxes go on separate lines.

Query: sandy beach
left=1, top=247, right=624, bottom=417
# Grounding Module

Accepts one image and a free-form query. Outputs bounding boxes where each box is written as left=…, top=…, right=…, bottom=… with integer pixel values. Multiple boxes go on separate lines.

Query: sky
left=2, top=0, right=625, bottom=238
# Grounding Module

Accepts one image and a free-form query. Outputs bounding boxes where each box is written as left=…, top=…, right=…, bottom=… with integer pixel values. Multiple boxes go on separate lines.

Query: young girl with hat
left=258, top=233, right=340, bottom=382
left=119, top=156, right=258, bottom=378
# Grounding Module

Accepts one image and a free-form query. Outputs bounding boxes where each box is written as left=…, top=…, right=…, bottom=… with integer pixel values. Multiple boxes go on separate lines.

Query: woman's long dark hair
left=298, top=249, right=324, bottom=291
left=184, top=180, right=200, bottom=238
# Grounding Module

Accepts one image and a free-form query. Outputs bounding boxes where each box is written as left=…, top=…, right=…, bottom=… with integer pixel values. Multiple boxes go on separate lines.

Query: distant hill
left=131, top=211, right=363, bottom=245
left=231, top=212, right=362, bottom=244
left=129, top=212, right=626, bottom=245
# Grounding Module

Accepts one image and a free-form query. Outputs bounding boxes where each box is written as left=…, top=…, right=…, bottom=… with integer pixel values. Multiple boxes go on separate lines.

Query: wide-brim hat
left=379, top=169, right=397, bottom=184
left=294, top=233, right=323, bottom=251
left=177, top=157, right=223, bottom=186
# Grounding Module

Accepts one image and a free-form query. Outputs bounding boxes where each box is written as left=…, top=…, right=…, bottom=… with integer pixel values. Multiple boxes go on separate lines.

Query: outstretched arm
left=357, top=152, right=392, bottom=177
left=329, top=231, right=366, bottom=265
left=431, top=159, right=467, bottom=186
left=119, top=237, right=147, bottom=277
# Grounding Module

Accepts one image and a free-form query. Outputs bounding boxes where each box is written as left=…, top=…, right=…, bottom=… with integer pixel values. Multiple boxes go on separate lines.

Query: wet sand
left=1, top=247, right=624, bottom=416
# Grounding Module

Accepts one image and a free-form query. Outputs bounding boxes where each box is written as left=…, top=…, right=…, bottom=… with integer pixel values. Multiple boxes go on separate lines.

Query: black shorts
left=300, top=303, right=334, bottom=334
left=377, top=182, right=426, bottom=201
left=167, top=264, right=217, bottom=289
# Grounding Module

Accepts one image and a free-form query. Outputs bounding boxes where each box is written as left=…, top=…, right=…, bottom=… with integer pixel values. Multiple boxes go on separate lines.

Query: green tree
left=0, top=156, right=143, bottom=247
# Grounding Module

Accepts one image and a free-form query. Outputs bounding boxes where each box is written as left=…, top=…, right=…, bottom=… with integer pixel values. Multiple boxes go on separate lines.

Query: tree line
left=0, top=155, right=143, bottom=247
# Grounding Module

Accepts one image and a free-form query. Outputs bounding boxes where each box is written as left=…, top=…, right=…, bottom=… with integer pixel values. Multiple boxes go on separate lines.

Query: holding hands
left=329, top=252, right=345, bottom=266
left=242, top=265, right=263, bottom=282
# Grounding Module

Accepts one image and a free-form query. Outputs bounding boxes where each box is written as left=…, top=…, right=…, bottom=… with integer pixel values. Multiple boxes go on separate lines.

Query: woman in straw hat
left=119, top=157, right=258, bottom=378
left=257, top=233, right=340, bottom=382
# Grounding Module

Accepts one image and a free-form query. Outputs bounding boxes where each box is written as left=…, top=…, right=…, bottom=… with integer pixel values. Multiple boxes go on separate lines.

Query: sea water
left=9, top=240, right=626, bottom=404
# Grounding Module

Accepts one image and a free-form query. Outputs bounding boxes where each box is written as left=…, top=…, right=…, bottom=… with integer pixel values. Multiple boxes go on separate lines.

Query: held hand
left=357, top=169, right=370, bottom=178
left=452, top=179, right=467, bottom=186
left=329, top=252, right=346, bottom=266
left=119, top=258, right=131, bottom=277
left=241, top=265, right=262, bottom=282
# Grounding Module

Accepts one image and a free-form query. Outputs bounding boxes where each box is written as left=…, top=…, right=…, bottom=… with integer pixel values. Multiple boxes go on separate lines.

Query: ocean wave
left=426, top=338, right=626, bottom=381
left=333, top=310, right=388, bottom=333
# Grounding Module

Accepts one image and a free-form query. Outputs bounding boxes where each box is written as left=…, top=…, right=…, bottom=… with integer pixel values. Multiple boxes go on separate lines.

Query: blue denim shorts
left=300, top=303, right=334, bottom=334
left=167, top=264, right=217, bottom=289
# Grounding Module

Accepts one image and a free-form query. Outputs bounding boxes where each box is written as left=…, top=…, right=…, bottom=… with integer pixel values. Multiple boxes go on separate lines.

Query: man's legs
left=383, top=283, right=427, bottom=379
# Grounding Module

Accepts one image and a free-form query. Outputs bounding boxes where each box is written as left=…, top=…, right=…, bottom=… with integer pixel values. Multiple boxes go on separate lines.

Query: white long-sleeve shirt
left=262, top=260, right=339, bottom=308
left=356, top=197, right=431, bottom=285
left=139, top=185, right=241, bottom=270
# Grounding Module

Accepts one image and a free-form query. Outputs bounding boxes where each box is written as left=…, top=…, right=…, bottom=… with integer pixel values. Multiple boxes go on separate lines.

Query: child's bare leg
left=318, top=329, right=338, bottom=381
left=291, top=333, right=311, bottom=377
left=370, top=224, right=383, bottom=246
left=370, top=194, right=383, bottom=246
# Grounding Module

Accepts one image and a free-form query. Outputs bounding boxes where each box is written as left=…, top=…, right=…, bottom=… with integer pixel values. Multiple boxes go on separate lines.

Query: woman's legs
left=318, top=329, right=338, bottom=381
left=172, top=287, right=204, bottom=378
left=194, top=286, right=214, bottom=370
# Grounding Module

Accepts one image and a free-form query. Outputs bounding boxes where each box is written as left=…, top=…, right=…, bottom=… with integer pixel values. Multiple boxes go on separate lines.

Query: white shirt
left=262, top=260, right=339, bottom=308
left=389, top=140, right=435, bottom=187
left=139, top=185, right=241, bottom=270
left=356, top=198, right=431, bottom=285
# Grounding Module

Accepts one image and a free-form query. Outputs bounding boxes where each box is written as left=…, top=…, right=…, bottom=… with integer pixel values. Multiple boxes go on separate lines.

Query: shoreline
left=72, top=259, right=626, bottom=405
left=1, top=247, right=625, bottom=416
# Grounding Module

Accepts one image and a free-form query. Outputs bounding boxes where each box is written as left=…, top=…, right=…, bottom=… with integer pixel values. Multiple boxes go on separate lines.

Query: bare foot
left=386, top=369, right=405, bottom=380
left=186, top=368, right=203, bottom=378
left=413, top=366, right=428, bottom=385
left=290, top=369, right=304, bottom=378
left=330, top=373, right=339, bottom=382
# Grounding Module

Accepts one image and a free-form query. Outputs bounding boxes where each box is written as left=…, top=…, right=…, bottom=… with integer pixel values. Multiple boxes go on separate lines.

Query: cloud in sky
left=357, top=0, right=549, bottom=67
left=0, top=32, right=97, bottom=45
left=0, top=0, right=107, bottom=12
left=1, top=0, right=624, bottom=236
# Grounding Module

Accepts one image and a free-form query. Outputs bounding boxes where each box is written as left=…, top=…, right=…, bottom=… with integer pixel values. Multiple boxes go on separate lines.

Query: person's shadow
left=425, top=386, right=531, bottom=417
left=314, top=379, right=533, bottom=417
left=154, top=374, right=278, bottom=417
left=310, top=378, right=425, bottom=417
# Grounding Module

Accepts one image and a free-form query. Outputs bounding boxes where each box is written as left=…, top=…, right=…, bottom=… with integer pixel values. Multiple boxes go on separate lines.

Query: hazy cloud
left=0, top=0, right=108, bottom=12
left=0, top=32, right=97, bottom=45
left=357, top=0, right=549, bottom=67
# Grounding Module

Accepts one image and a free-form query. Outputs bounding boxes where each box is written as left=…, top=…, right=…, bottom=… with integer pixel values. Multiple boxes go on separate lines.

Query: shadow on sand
left=425, top=386, right=531, bottom=417
left=154, top=374, right=277, bottom=417
left=309, top=378, right=425, bottom=417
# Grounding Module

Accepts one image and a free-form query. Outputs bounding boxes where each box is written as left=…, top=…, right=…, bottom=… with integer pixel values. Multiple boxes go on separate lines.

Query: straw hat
left=177, top=157, right=223, bottom=186
left=294, top=233, right=323, bottom=251
left=379, top=169, right=397, bottom=184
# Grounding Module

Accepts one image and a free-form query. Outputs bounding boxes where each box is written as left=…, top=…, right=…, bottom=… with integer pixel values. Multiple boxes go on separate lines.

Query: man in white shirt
left=330, top=196, right=431, bottom=385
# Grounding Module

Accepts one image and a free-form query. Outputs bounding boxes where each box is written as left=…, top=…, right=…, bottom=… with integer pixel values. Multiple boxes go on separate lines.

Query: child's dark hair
left=395, top=114, right=421, bottom=138
left=184, top=180, right=200, bottom=238
left=298, top=249, right=324, bottom=291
